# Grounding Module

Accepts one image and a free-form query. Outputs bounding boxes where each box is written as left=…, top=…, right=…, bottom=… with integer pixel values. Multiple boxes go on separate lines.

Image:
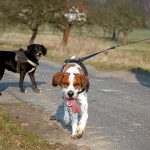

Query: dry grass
left=0, top=28, right=150, bottom=71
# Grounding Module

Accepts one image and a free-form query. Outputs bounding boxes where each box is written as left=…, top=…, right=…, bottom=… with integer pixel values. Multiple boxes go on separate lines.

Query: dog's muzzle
left=36, top=52, right=43, bottom=59
left=68, top=90, right=74, bottom=98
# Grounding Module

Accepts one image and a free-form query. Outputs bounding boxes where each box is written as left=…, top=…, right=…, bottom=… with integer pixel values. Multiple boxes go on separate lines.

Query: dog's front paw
left=71, top=134, right=78, bottom=140
left=71, top=124, right=84, bottom=140
left=20, top=89, right=27, bottom=93
left=34, top=88, right=42, bottom=93
left=76, top=125, right=84, bottom=138
left=71, top=133, right=83, bottom=139
left=76, top=130, right=84, bottom=139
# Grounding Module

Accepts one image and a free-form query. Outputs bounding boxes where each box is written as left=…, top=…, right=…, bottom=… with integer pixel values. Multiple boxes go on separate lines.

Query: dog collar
left=78, top=88, right=85, bottom=94
left=27, top=60, right=38, bottom=67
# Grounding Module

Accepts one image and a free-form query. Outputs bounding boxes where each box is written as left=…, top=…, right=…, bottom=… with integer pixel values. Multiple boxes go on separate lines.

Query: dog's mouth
left=66, top=98, right=75, bottom=106
left=36, top=53, right=43, bottom=60
left=66, top=98, right=80, bottom=113
left=66, top=99, right=75, bottom=107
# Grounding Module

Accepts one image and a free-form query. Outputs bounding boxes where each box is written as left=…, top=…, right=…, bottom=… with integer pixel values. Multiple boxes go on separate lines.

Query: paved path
left=0, top=60, right=150, bottom=150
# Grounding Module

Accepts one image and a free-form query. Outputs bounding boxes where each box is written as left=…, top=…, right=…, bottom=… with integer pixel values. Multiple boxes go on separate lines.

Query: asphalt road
left=0, top=60, right=150, bottom=150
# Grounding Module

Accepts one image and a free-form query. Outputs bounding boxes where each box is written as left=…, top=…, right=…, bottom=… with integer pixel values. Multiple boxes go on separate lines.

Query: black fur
left=0, top=44, right=47, bottom=95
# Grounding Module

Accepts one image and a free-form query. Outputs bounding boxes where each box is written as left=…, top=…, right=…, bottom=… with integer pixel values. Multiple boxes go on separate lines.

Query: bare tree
left=91, top=0, right=145, bottom=43
left=62, top=6, right=87, bottom=46
left=51, top=1, right=88, bottom=46
left=17, top=0, right=53, bottom=44
left=0, top=0, right=88, bottom=45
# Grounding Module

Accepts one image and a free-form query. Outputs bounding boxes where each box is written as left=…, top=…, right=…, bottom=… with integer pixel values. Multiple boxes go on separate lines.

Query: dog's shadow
left=56, top=102, right=72, bottom=132
left=131, top=67, right=150, bottom=88
left=0, top=81, right=46, bottom=91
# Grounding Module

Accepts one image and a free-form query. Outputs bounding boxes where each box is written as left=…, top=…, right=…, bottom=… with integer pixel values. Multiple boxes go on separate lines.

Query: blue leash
left=79, top=38, right=150, bottom=62
left=80, top=46, right=117, bottom=61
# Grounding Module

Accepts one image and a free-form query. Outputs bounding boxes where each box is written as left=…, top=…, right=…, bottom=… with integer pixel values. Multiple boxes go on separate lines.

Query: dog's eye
left=62, top=82, right=69, bottom=87
left=74, top=83, right=80, bottom=88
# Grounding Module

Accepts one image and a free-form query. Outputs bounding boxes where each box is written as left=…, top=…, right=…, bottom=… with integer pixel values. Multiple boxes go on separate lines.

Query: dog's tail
left=71, top=55, right=76, bottom=59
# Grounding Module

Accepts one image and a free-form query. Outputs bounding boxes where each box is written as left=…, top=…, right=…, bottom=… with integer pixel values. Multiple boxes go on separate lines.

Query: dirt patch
left=6, top=102, right=91, bottom=150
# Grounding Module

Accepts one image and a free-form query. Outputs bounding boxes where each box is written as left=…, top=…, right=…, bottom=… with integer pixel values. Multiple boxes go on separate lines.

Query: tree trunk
left=123, top=31, right=128, bottom=44
left=112, top=30, right=116, bottom=41
left=29, top=28, right=38, bottom=44
left=61, top=23, right=72, bottom=46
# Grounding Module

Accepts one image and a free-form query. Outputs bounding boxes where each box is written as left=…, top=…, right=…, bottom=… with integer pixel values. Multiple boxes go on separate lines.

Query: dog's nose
left=68, top=91, right=74, bottom=98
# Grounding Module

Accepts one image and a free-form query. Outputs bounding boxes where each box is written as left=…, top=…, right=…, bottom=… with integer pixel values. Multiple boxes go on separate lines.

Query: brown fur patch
left=63, top=64, right=76, bottom=73
left=73, top=75, right=82, bottom=90
left=80, top=75, right=89, bottom=92
left=52, top=72, right=64, bottom=87
left=61, top=73, right=70, bottom=88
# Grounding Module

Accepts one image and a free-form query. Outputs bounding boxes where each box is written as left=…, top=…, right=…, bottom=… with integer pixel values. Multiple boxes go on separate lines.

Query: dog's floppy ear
left=52, top=72, right=64, bottom=87
left=80, top=75, right=90, bottom=92
left=41, top=45, right=47, bottom=56
left=27, top=44, right=35, bottom=51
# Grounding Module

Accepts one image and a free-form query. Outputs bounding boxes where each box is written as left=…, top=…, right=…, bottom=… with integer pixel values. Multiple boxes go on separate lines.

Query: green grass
left=0, top=105, right=55, bottom=150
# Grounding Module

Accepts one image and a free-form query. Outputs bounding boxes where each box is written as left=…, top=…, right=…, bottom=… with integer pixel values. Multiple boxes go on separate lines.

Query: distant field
left=0, top=26, right=150, bottom=72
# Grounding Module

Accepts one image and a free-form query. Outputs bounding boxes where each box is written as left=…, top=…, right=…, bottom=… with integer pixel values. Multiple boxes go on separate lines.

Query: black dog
left=0, top=44, right=47, bottom=95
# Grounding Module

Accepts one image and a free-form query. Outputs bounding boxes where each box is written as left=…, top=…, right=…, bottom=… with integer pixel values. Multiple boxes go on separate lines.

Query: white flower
left=64, top=6, right=87, bottom=23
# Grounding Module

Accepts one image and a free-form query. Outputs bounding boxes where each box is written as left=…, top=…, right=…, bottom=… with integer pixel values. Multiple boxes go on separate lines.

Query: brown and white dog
left=52, top=57, right=89, bottom=139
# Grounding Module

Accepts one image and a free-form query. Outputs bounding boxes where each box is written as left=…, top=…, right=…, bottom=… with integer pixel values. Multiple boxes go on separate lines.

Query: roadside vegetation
left=0, top=105, right=56, bottom=150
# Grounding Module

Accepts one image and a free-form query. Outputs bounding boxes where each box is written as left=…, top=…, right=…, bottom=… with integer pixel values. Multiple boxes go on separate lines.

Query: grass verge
left=0, top=105, right=57, bottom=150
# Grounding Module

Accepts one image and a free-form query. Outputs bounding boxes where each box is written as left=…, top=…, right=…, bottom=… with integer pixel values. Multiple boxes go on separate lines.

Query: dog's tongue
left=66, top=98, right=80, bottom=114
